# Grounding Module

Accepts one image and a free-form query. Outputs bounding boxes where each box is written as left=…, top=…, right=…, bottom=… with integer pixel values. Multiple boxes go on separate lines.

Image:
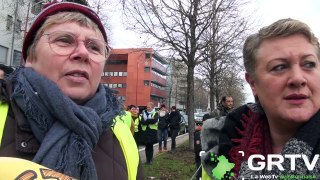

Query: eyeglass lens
left=45, top=31, right=110, bottom=62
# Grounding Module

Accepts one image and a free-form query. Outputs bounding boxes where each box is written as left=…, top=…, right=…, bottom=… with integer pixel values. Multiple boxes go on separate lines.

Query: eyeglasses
left=42, top=31, right=111, bottom=63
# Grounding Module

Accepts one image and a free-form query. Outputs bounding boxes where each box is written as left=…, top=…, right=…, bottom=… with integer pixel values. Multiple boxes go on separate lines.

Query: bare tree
left=195, top=0, right=253, bottom=111
left=87, top=0, right=113, bottom=39
left=118, top=0, right=225, bottom=149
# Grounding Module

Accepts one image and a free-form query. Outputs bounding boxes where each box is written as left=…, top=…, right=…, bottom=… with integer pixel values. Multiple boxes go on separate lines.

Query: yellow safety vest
left=112, top=120, right=139, bottom=180
left=0, top=101, right=139, bottom=180
left=134, top=115, right=142, bottom=132
left=0, top=101, right=9, bottom=147
left=141, top=111, right=158, bottom=131
left=115, top=111, right=133, bottom=130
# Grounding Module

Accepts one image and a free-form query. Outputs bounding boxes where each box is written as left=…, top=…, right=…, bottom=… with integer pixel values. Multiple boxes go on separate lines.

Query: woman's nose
left=287, top=66, right=307, bottom=88
left=69, top=41, right=90, bottom=62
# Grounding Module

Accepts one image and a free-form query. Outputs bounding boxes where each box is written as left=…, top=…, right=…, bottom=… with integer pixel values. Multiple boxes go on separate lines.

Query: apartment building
left=0, top=0, right=46, bottom=66
left=101, top=48, right=168, bottom=108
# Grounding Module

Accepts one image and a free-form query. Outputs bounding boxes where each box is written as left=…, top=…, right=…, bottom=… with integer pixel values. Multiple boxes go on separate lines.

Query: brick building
left=101, top=48, right=168, bottom=108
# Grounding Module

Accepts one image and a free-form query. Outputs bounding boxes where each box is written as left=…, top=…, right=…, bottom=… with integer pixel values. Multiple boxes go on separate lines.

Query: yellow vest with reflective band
left=141, top=111, right=158, bottom=131
left=134, top=115, right=142, bottom=132
left=0, top=102, right=139, bottom=180
left=0, top=101, right=9, bottom=147
left=115, top=111, right=133, bottom=130
left=112, top=121, right=139, bottom=180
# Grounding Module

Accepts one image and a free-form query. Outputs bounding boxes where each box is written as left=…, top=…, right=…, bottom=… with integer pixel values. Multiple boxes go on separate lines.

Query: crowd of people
left=1, top=1, right=320, bottom=179
left=116, top=102, right=183, bottom=165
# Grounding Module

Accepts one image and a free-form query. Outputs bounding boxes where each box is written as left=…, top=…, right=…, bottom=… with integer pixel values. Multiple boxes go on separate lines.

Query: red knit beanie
left=22, top=1, right=108, bottom=61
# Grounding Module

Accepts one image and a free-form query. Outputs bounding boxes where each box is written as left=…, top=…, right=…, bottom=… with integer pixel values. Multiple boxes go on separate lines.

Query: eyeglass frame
left=40, top=31, right=111, bottom=63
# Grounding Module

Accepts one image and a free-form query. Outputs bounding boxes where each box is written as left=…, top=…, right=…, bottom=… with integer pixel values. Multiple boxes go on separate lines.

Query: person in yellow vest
left=0, top=2, right=143, bottom=179
left=128, top=105, right=142, bottom=145
left=139, top=102, right=158, bottom=165
left=115, top=104, right=135, bottom=135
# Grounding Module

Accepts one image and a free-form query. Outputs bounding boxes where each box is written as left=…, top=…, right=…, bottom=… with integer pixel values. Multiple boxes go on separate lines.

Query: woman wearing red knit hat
left=0, top=2, right=143, bottom=179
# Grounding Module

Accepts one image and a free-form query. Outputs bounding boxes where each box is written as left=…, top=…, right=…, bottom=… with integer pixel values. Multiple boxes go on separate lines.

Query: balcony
left=151, top=87, right=168, bottom=98
left=150, top=60, right=167, bottom=74
left=151, top=73, right=166, bottom=86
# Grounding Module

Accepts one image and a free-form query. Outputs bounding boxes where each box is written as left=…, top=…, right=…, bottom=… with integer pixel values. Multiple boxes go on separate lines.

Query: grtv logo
left=238, top=151, right=320, bottom=171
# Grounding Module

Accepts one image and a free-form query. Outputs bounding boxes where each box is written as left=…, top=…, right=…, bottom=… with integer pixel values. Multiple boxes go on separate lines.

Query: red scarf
left=228, top=109, right=272, bottom=177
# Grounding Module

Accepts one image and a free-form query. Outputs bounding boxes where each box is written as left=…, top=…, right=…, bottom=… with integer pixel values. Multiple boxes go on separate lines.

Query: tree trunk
left=186, top=64, right=195, bottom=150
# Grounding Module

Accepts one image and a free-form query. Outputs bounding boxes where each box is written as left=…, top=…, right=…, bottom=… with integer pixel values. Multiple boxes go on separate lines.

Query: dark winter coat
left=194, top=126, right=202, bottom=155
left=138, top=110, right=158, bottom=145
left=0, top=80, right=144, bottom=180
left=168, top=110, right=181, bottom=129
left=211, top=103, right=233, bottom=117
left=157, top=110, right=169, bottom=129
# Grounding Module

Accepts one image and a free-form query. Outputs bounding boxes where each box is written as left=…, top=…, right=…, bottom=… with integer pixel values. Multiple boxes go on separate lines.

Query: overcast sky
left=107, top=0, right=320, bottom=48
left=105, top=0, right=320, bottom=103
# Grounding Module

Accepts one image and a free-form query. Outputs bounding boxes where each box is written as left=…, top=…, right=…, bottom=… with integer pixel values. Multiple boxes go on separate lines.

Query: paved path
left=138, top=133, right=189, bottom=163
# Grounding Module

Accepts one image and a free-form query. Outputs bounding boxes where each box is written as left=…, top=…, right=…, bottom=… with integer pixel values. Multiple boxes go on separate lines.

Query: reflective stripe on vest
left=0, top=102, right=9, bottom=147
left=141, top=112, right=158, bottom=131
left=115, top=111, right=133, bottom=130
left=134, top=116, right=141, bottom=132
left=112, top=121, right=139, bottom=180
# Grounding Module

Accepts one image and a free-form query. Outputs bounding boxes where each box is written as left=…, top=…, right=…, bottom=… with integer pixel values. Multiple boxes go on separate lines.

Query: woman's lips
left=65, top=70, right=89, bottom=83
left=284, top=94, right=308, bottom=105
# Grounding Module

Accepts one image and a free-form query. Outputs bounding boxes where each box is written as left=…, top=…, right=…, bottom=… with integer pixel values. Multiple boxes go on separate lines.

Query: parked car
left=178, top=115, right=188, bottom=135
left=194, top=112, right=209, bottom=124
left=179, top=111, right=189, bottom=133
left=168, top=111, right=188, bottom=137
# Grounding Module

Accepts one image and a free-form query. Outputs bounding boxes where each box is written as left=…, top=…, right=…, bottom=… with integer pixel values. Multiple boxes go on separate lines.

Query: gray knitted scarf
left=10, top=67, right=121, bottom=179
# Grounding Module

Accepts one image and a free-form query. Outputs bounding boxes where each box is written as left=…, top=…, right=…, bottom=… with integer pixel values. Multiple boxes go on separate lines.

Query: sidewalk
left=138, top=133, right=189, bottom=163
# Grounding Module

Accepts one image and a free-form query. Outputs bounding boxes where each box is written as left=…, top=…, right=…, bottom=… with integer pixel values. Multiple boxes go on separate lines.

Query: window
left=6, top=15, right=13, bottom=30
left=104, top=72, right=128, bottom=76
left=107, top=83, right=126, bottom=88
left=108, top=60, right=128, bottom=65
left=0, top=45, right=8, bottom=63
left=144, top=67, right=150, bottom=72
left=145, top=52, right=151, bottom=59
left=12, top=50, right=21, bottom=66
left=144, top=80, right=149, bottom=86
left=15, top=19, right=22, bottom=33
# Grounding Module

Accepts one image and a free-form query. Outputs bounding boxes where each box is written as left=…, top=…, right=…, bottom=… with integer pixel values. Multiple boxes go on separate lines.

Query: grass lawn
left=143, top=141, right=197, bottom=179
